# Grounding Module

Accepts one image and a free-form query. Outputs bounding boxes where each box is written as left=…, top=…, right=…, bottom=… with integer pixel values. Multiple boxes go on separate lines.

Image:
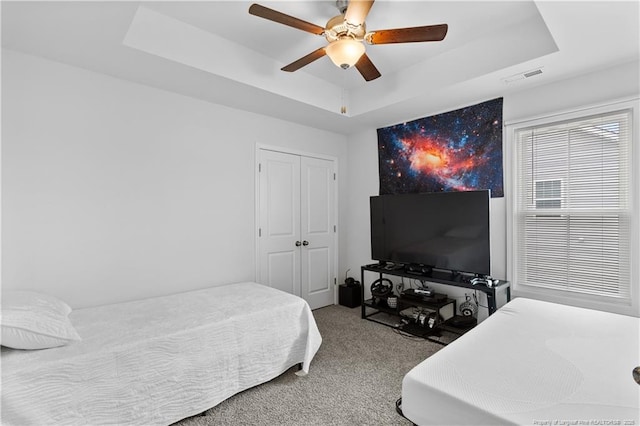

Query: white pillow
left=1, top=291, right=81, bottom=350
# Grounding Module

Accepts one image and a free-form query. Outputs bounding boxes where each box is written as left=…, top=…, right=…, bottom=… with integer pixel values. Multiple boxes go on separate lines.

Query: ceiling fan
left=248, top=0, right=448, bottom=82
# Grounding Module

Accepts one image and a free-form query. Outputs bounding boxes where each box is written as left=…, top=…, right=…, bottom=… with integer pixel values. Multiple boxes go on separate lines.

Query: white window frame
left=506, top=98, right=639, bottom=316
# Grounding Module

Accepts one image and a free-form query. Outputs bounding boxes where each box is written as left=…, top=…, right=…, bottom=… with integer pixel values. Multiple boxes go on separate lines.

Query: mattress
left=402, top=297, right=640, bottom=425
left=1, top=282, right=322, bottom=425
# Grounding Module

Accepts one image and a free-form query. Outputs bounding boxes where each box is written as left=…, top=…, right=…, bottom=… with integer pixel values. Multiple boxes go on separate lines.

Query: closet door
left=300, top=156, right=335, bottom=309
left=258, top=150, right=301, bottom=296
left=258, top=149, right=336, bottom=309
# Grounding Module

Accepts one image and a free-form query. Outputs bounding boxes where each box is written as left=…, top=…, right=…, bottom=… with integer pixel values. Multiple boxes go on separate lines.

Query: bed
left=1, top=282, right=322, bottom=425
left=401, top=297, right=640, bottom=425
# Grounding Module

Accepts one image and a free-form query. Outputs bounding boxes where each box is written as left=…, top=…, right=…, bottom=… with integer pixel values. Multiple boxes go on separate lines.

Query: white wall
left=1, top=49, right=348, bottom=309
left=4, top=47, right=637, bottom=315
left=345, top=60, right=640, bottom=319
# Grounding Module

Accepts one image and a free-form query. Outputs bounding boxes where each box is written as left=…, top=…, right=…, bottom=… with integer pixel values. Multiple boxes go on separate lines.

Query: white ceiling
left=2, top=1, right=639, bottom=135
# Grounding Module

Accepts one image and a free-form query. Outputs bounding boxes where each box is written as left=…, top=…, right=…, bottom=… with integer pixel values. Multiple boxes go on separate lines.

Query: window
left=510, top=107, right=634, bottom=303
left=534, top=179, right=562, bottom=209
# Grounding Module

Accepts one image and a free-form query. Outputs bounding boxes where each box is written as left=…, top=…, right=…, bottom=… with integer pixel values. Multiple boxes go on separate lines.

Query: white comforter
left=1, top=282, right=322, bottom=425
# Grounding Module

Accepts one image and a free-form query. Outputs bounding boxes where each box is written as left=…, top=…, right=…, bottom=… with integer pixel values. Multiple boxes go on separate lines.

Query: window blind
left=513, top=109, right=632, bottom=300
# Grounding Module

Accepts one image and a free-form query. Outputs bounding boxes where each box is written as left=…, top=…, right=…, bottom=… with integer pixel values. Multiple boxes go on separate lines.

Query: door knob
left=295, top=241, right=302, bottom=247
left=302, top=240, right=309, bottom=246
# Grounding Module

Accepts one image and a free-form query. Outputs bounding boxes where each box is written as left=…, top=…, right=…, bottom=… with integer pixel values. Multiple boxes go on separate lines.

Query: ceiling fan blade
left=281, top=47, right=327, bottom=72
left=344, top=0, right=375, bottom=26
left=367, top=24, right=448, bottom=44
left=249, top=4, right=325, bottom=35
left=355, top=53, right=381, bottom=81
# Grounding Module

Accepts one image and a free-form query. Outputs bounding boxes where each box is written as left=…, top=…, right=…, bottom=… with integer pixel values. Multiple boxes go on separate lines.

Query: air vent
left=502, top=67, right=544, bottom=84
left=523, top=69, right=543, bottom=78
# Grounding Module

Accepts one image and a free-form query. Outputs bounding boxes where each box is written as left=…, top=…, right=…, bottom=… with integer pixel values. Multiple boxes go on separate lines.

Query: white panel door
left=300, top=156, right=335, bottom=309
left=258, top=150, right=301, bottom=296
left=258, top=149, right=336, bottom=309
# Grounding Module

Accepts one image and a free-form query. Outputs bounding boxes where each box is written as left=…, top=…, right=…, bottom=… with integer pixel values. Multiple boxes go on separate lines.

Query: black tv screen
left=370, top=190, right=491, bottom=276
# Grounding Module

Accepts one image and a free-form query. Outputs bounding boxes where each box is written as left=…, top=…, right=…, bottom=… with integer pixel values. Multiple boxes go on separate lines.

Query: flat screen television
left=370, top=190, right=491, bottom=276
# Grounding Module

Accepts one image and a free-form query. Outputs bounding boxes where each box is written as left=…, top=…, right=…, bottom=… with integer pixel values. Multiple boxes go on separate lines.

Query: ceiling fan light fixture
left=248, top=1, right=448, bottom=82
left=326, top=38, right=365, bottom=69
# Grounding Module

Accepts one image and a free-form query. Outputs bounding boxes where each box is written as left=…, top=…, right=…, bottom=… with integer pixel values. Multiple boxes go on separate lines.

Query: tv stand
left=360, top=264, right=511, bottom=344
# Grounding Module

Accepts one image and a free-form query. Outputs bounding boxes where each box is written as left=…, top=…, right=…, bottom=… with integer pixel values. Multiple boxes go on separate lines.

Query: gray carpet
left=174, top=304, right=444, bottom=426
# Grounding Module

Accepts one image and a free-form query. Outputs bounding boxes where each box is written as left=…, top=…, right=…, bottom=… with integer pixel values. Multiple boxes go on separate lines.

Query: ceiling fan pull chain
left=341, top=72, right=348, bottom=115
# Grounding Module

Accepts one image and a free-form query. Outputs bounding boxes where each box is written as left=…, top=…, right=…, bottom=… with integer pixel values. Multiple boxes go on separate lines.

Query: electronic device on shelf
left=448, top=315, right=477, bottom=328
left=405, top=264, right=433, bottom=275
left=370, top=278, right=393, bottom=297
left=470, top=277, right=498, bottom=288
left=413, top=288, right=433, bottom=296
left=370, top=190, right=491, bottom=277
left=399, top=307, right=438, bottom=329
left=401, top=289, right=447, bottom=303
left=459, top=293, right=478, bottom=317
left=382, top=262, right=405, bottom=271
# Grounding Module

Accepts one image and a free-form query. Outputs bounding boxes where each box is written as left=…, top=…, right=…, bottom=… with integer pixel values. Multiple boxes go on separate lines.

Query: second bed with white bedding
left=402, top=297, right=640, bottom=425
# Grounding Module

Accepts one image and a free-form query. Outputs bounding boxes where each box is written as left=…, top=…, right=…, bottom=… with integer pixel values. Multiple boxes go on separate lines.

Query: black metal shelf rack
left=360, top=264, right=511, bottom=345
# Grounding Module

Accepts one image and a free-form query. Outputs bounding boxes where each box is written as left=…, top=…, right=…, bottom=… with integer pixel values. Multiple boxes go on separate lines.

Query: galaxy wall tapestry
left=377, top=97, right=504, bottom=197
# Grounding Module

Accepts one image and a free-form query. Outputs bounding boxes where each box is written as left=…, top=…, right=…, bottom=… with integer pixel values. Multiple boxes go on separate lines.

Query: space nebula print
left=377, top=97, right=504, bottom=197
